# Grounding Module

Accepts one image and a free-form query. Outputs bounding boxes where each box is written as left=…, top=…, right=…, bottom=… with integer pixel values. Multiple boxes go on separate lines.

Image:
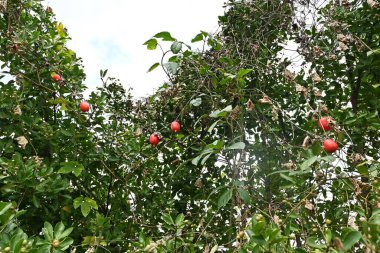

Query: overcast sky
left=43, top=0, right=226, bottom=98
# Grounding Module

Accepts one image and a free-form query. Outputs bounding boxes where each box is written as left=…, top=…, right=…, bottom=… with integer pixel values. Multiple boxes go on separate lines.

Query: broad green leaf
left=191, top=154, right=202, bottom=166
left=368, top=212, right=380, bottom=225
left=171, top=41, right=182, bottom=54
left=237, top=68, right=252, bottom=78
left=306, top=236, right=326, bottom=249
left=54, top=222, right=65, bottom=240
left=164, top=62, right=179, bottom=74
left=320, top=156, right=335, bottom=162
left=343, top=230, right=361, bottom=251
left=218, top=189, right=232, bottom=209
left=300, top=156, right=318, bottom=171
left=237, top=188, right=251, bottom=204
left=175, top=213, right=184, bottom=226
left=81, top=202, right=91, bottom=217
left=73, top=197, right=83, bottom=209
left=191, top=32, right=205, bottom=43
left=210, top=105, right=233, bottom=118
left=59, top=237, right=74, bottom=250
left=58, top=161, right=84, bottom=177
left=43, top=222, right=54, bottom=241
left=57, top=227, right=73, bottom=240
left=226, top=142, right=245, bottom=150
left=85, top=197, right=98, bottom=210
left=143, top=38, right=158, bottom=50
left=147, top=62, right=160, bottom=73
left=162, top=213, right=174, bottom=225
left=153, top=31, right=176, bottom=41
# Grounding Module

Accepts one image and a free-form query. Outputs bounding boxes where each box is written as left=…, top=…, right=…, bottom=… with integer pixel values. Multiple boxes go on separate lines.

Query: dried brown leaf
left=15, top=136, right=28, bottom=149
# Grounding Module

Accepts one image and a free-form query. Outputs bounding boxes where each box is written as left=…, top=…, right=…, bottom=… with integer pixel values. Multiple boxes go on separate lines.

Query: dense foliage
left=0, top=0, right=379, bottom=252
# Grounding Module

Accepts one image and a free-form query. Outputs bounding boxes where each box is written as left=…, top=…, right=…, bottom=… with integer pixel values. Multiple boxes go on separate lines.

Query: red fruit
left=170, top=121, right=181, bottom=133
left=323, top=139, right=338, bottom=153
left=149, top=134, right=160, bottom=145
left=52, top=74, right=61, bottom=82
left=80, top=101, right=90, bottom=112
left=318, top=117, right=332, bottom=131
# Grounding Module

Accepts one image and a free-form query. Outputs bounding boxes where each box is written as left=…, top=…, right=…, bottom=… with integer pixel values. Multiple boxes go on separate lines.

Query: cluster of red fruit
left=53, top=74, right=90, bottom=113
left=318, top=117, right=339, bottom=153
left=149, top=121, right=180, bottom=145
left=53, top=73, right=339, bottom=153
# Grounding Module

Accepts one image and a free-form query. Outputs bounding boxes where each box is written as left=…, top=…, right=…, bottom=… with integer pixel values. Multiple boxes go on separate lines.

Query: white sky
left=44, top=0, right=226, bottom=98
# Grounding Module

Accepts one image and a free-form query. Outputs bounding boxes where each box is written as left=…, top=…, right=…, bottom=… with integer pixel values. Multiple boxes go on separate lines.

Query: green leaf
left=171, top=41, right=182, bottom=54
left=201, top=153, right=212, bottom=165
left=175, top=213, right=184, bottom=226
left=54, top=222, right=65, bottom=240
left=164, top=62, right=179, bottom=74
left=57, top=227, right=73, bottom=240
left=210, top=105, right=233, bottom=118
left=320, top=156, right=335, bottom=162
left=190, top=97, right=202, bottom=107
left=208, top=120, right=220, bottom=133
left=85, top=197, right=98, bottom=210
left=191, top=32, right=205, bottom=43
left=43, top=222, right=54, bottom=241
left=325, top=229, right=332, bottom=245
left=218, top=189, right=232, bottom=209
left=343, top=230, right=361, bottom=251
left=143, top=38, right=158, bottom=50
left=226, top=142, right=245, bottom=150
left=59, top=237, right=74, bottom=250
left=280, top=173, right=296, bottom=184
left=191, top=155, right=202, bottom=166
left=300, top=156, right=318, bottom=171
left=368, top=212, right=380, bottom=225
left=237, top=188, right=251, bottom=204
left=58, top=161, right=84, bottom=177
left=306, top=236, right=326, bottom=249
left=81, top=202, right=91, bottom=217
left=162, top=213, right=174, bottom=225
left=73, top=197, right=83, bottom=209
left=237, top=68, right=252, bottom=78
left=0, top=202, right=12, bottom=215
left=147, top=62, right=160, bottom=73
left=153, top=31, right=176, bottom=41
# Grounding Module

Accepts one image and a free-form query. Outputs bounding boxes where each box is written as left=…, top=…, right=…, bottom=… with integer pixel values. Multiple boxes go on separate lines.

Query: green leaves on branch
left=73, top=196, right=98, bottom=217
left=58, top=161, right=84, bottom=177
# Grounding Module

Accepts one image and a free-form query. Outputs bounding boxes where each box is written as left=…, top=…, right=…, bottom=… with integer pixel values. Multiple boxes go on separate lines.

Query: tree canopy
left=0, top=0, right=379, bottom=252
